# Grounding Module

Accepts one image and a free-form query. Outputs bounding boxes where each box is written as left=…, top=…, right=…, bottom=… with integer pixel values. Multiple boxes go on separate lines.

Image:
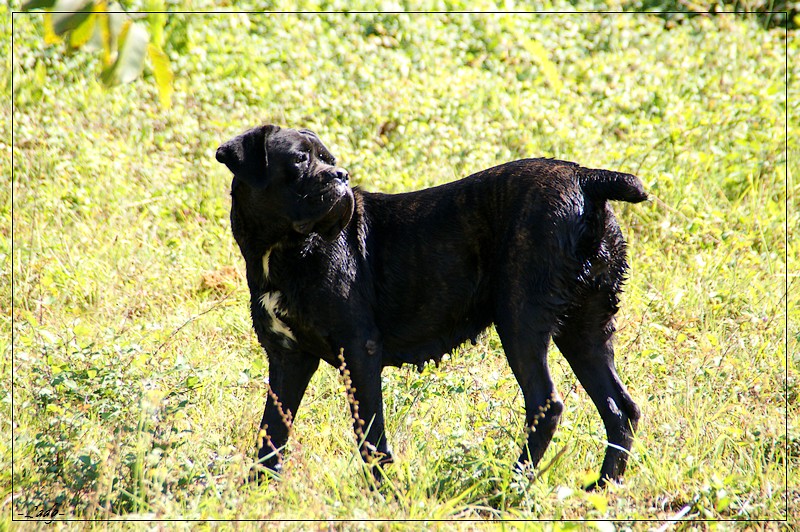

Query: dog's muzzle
left=332, top=167, right=349, bottom=184
left=292, top=169, right=355, bottom=241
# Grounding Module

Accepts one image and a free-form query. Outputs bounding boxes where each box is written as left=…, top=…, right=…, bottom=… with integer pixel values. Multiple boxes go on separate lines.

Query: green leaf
left=43, top=12, right=62, bottom=44
left=521, top=37, right=564, bottom=92
left=22, top=0, right=57, bottom=10
left=51, top=0, right=95, bottom=36
left=94, top=8, right=126, bottom=64
left=147, top=43, right=173, bottom=109
left=69, top=13, right=96, bottom=48
left=715, top=489, right=731, bottom=512
left=586, top=492, right=608, bottom=513
left=45, top=403, right=63, bottom=414
left=34, top=60, right=46, bottom=85
left=101, top=20, right=149, bottom=86
left=145, top=1, right=167, bottom=48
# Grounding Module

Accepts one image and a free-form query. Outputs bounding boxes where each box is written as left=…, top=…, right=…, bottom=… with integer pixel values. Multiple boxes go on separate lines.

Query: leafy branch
left=23, top=0, right=174, bottom=108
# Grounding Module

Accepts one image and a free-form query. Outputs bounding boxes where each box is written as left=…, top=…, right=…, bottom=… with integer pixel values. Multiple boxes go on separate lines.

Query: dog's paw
left=512, top=460, right=538, bottom=479
left=584, top=475, right=620, bottom=492
left=357, top=456, right=394, bottom=492
left=247, top=462, right=282, bottom=486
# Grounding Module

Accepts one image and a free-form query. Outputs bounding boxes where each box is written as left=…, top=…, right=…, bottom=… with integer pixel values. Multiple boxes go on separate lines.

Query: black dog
left=216, top=124, right=647, bottom=488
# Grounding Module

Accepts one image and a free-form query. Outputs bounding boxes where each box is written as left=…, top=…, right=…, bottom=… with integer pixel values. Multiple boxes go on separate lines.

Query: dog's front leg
left=256, top=352, right=320, bottom=475
left=339, top=345, right=393, bottom=478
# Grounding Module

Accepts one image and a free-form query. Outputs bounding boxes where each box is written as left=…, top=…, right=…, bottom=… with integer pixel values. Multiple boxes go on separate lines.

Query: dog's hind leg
left=553, top=295, right=640, bottom=490
left=495, top=311, right=564, bottom=471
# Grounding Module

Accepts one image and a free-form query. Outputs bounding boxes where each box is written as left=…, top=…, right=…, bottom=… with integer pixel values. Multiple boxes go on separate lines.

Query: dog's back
left=360, top=158, right=646, bottom=369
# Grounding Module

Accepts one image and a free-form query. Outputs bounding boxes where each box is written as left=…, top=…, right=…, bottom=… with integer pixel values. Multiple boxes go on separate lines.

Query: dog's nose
left=334, top=168, right=349, bottom=183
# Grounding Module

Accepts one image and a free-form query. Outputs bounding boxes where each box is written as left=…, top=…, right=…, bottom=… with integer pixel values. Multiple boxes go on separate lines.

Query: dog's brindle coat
left=216, top=124, right=647, bottom=488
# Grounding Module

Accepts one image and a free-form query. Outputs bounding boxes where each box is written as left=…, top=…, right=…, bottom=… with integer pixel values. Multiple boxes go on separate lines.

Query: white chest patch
left=262, top=249, right=272, bottom=281
left=259, top=291, right=296, bottom=342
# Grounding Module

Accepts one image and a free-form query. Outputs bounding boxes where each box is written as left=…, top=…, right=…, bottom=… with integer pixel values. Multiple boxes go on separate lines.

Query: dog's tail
left=578, top=168, right=648, bottom=204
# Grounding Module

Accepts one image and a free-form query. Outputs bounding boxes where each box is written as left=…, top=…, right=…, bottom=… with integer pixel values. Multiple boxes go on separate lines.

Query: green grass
left=4, top=2, right=796, bottom=526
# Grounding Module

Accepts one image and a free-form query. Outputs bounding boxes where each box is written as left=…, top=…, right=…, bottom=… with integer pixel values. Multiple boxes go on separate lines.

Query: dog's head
left=216, top=125, right=355, bottom=242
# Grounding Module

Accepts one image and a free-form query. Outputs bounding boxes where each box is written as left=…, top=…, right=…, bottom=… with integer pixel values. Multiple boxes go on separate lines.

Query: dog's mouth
left=292, top=182, right=355, bottom=241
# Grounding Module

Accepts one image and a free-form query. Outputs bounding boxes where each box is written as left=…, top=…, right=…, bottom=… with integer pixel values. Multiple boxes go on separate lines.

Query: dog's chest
left=255, top=248, right=300, bottom=348
left=257, top=249, right=296, bottom=345
left=253, top=245, right=352, bottom=356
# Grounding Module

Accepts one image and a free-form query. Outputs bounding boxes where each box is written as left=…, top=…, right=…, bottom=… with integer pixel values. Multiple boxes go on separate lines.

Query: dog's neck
left=231, top=195, right=289, bottom=256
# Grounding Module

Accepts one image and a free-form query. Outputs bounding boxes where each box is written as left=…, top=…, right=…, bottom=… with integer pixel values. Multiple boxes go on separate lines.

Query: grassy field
left=5, top=2, right=797, bottom=527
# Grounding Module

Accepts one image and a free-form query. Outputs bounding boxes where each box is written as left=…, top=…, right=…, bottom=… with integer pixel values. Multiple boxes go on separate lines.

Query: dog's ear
left=299, top=128, right=336, bottom=165
left=216, top=124, right=280, bottom=187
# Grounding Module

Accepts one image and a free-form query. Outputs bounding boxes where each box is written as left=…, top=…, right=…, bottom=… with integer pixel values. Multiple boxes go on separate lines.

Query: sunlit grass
left=4, top=2, right=795, bottom=525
